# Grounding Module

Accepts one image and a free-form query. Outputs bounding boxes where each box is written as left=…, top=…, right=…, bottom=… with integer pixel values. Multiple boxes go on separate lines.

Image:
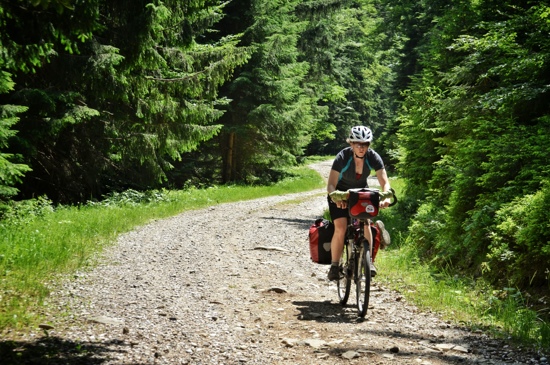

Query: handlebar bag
left=308, top=218, right=334, bottom=265
left=348, top=188, right=380, bottom=219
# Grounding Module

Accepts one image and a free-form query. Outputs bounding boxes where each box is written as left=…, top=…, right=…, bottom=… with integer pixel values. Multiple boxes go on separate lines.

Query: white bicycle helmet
left=346, top=126, right=373, bottom=143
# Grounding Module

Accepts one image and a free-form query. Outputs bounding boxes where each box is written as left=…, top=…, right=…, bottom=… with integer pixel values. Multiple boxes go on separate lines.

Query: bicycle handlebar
left=385, top=188, right=398, bottom=207
left=329, top=188, right=398, bottom=207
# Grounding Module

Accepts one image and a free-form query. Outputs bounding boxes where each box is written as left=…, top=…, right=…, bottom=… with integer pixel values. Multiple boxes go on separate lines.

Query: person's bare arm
left=376, top=168, right=392, bottom=208
left=327, top=169, right=347, bottom=209
left=327, top=169, right=340, bottom=194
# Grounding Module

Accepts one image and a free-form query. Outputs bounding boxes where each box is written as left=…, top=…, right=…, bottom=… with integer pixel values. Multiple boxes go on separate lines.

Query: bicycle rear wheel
left=356, top=246, right=372, bottom=317
left=337, top=243, right=351, bottom=305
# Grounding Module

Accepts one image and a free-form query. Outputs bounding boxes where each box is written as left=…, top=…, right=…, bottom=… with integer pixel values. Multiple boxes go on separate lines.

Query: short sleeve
left=331, top=149, right=349, bottom=172
left=368, top=150, right=384, bottom=171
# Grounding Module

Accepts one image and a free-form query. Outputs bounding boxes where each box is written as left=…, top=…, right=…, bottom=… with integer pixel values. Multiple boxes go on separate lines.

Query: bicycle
left=329, top=188, right=397, bottom=317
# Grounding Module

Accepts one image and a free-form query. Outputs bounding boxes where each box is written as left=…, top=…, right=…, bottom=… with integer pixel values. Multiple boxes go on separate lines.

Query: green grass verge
left=375, top=178, right=550, bottom=351
left=378, top=247, right=550, bottom=350
left=0, top=164, right=324, bottom=331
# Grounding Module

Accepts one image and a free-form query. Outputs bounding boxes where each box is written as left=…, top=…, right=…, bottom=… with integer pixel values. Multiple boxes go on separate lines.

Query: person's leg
left=330, top=217, right=347, bottom=263
left=327, top=217, right=347, bottom=280
left=327, top=195, right=349, bottom=281
left=363, top=219, right=373, bottom=254
left=363, top=219, right=377, bottom=276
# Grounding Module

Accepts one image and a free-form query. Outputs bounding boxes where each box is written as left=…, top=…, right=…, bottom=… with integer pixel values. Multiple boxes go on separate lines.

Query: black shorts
left=327, top=195, right=349, bottom=221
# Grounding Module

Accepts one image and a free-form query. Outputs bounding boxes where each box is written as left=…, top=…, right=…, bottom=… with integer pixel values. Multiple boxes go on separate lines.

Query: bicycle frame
left=337, top=217, right=372, bottom=317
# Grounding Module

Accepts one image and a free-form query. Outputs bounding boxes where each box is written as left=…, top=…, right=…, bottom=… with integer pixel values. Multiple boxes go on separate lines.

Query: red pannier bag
left=348, top=220, right=381, bottom=262
left=308, top=218, right=334, bottom=265
left=348, top=188, right=381, bottom=219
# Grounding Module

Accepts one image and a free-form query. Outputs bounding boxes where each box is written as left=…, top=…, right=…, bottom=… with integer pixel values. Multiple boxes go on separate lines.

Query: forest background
left=1, top=0, right=550, bottom=322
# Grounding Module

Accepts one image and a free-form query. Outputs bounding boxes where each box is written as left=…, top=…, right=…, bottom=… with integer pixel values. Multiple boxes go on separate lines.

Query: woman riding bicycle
left=327, top=125, right=392, bottom=281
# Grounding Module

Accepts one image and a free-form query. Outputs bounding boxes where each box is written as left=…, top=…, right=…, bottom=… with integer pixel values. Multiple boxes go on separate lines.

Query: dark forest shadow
left=0, top=336, right=140, bottom=365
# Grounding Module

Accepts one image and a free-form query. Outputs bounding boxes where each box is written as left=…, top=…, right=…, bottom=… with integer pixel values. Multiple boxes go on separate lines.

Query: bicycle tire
left=337, top=242, right=351, bottom=305
left=356, top=246, right=371, bottom=318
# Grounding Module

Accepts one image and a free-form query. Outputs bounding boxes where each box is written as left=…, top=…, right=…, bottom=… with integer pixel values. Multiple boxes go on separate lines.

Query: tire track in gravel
left=2, top=160, right=545, bottom=365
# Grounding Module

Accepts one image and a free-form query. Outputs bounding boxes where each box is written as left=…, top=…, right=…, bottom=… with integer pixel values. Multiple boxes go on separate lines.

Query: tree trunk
left=223, top=131, right=236, bottom=182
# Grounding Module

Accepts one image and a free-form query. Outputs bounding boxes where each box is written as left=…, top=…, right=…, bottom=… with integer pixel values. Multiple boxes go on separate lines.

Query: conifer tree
left=396, top=0, right=550, bottom=288
left=2, top=0, right=250, bottom=202
left=215, top=0, right=314, bottom=183
left=298, top=0, right=398, bottom=158
left=0, top=73, right=31, bottom=201
left=0, top=0, right=98, bottom=202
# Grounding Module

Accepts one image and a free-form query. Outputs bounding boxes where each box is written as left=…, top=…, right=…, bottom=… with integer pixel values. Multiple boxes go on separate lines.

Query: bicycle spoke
left=356, top=247, right=371, bottom=317
left=337, top=243, right=351, bottom=305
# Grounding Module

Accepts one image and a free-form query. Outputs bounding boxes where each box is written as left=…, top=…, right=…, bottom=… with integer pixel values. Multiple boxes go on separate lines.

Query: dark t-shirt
left=331, top=147, right=384, bottom=191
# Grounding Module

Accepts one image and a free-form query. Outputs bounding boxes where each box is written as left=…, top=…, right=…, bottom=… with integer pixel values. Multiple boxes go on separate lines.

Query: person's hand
left=329, top=190, right=349, bottom=209
left=379, top=197, right=391, bottom=209
left=336, top=200, right=348, bottom=209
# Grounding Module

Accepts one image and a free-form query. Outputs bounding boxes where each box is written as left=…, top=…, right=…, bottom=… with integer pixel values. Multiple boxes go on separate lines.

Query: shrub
left=486, top=181, right=550, bottom=288
left=0, top=196, right=54, bottom=224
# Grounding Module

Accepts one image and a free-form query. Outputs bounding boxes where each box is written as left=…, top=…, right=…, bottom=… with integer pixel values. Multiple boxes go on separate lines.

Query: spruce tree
left=299, top=0, right=399, bottom=158
left=2, top=0, right=250, bottom=202
left=215, top=0, right=314, bottom=183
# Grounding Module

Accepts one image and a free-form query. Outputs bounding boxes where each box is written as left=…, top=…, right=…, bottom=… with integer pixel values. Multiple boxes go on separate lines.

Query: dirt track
left=1, top=161, right=547, bottom=364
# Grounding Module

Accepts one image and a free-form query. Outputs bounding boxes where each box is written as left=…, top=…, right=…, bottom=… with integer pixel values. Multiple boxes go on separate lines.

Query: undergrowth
left=376, top=179, right=550, bottom=352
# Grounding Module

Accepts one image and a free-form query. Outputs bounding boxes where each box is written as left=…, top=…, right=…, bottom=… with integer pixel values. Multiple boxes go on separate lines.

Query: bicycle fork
left=352, top=239, right=365, bottom=285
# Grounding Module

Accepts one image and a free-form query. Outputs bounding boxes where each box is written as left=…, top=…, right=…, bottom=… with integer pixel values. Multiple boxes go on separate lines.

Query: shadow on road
left=261, top=216, right=314, bottom=230
left=291, top=300, right=486, bottom=364
left=0, top=336, right=135, bottom=365
left=292, top=300, right=367, bottom=324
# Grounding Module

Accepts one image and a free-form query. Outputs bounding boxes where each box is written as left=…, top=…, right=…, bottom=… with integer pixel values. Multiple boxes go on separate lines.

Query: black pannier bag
left=308, top=218, right=334, bottom=264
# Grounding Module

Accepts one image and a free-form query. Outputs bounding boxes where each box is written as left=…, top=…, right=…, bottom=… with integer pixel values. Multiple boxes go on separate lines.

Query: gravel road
left=1, top=161, right=547, bottom=365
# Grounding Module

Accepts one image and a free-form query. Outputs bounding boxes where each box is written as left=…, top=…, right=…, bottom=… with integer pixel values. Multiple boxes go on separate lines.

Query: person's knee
left=334, top=217, right=347, bottom=228
left=334, top=225, right=347, bottom=237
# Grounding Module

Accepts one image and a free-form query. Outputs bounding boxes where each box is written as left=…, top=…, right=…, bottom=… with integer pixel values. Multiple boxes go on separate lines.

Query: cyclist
left=327, top=126, right=392, bottom=281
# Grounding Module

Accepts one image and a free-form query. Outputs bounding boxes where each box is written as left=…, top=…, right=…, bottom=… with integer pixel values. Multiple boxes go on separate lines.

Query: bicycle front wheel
left=356, top=247, right=372, bottom=318
left=337, top=243, right=351, bottom=305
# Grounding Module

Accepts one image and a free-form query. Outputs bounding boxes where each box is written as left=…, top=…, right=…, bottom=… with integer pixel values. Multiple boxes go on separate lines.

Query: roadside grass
left=0, top=165, right=324, bottom=331
left=378, top=246, right=550, bottom=350
left=376, top=179, right=550, bottom=351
